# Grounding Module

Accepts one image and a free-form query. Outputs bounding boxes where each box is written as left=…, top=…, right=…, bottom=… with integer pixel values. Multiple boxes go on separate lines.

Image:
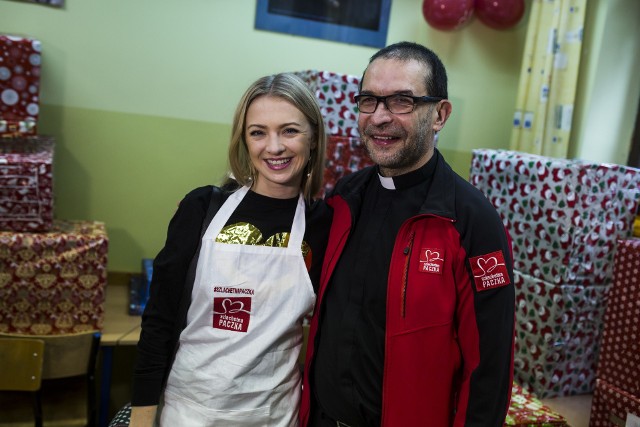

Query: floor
left=541, top=394, right=593, bottom=427
left=0, top=389, right=595, bottom=427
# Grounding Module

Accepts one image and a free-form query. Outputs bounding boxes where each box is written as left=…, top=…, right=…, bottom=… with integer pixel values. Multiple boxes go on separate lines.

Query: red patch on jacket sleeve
left=469, top=250, right=511, bottom=292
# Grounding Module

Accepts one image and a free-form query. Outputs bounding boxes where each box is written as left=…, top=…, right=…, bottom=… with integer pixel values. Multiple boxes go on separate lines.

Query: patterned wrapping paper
left=589, top=379, right=640, bottom=427
left=513, top=270, right=608, bottom=398
left=0, top=220, right=109, bottom=335
left=322, top=135, right=374, bottom=196
left=0, top=34, right=41, bottom=137
left=596, top=239, right=640, bottom=397
left=0, top=136, right=54, bottom=232
left=505, top=382, right=568, bottom=426
left=293, top=70, right=360, bottom=137
left=469, top=149, right=640, bottom=286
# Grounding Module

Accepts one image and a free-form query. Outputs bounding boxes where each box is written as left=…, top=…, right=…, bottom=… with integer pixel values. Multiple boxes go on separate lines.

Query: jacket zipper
left=401, top=230, right=415, bottom=318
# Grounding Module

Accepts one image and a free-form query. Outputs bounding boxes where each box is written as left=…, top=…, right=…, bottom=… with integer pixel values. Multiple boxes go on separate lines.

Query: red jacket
left=301, top=152, right=515, bottom=426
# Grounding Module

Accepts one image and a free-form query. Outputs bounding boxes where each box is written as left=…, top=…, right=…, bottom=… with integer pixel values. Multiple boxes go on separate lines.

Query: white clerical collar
left=378, top=174, right=396, bottom=190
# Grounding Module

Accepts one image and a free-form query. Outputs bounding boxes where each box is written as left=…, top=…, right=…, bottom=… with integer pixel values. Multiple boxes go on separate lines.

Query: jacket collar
left=331, top=149, right=458, bottom=222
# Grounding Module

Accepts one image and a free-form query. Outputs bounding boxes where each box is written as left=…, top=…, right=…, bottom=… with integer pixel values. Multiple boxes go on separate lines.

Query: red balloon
left=475, top=0, right=526, bottom=30
left=422, top=0, right=474, bottom=31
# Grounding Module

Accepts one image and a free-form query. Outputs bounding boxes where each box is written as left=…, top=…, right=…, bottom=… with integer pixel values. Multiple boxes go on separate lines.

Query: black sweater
left=132, top=185, right=331, bottom=406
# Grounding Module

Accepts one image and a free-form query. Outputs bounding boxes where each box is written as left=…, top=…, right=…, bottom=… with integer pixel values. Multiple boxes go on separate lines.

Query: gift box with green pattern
left=513, top=270, right=608, bottom=397
left=293, top=69, right=360, bottom=137
left=469, top=149, right=640, bottom=286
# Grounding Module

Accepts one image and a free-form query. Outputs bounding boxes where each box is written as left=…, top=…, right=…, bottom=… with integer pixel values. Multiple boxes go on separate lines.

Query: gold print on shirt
left=216, top=222, right=311, bottom=260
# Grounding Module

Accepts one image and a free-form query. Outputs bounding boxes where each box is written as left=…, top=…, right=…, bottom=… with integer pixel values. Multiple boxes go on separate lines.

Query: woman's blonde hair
left=227, top=73, right=326, bottom=200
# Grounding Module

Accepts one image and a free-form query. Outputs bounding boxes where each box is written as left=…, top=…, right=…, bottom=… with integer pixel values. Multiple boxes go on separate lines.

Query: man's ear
left=433, top=100, right=452, bottom=132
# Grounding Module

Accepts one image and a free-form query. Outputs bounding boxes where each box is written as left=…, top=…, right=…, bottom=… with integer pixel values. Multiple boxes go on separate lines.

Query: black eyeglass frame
left=353, top=94, right=445, bottom=114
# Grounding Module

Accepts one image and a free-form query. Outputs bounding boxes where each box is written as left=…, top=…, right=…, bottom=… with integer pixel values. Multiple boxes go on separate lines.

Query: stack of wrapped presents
left=293, top=70, right=374, bottom=196
left=0, top=34, right=109, bottom=335
left=469, top=149, right=640, bottom=398
left=589, top=238, right=640, bottom=424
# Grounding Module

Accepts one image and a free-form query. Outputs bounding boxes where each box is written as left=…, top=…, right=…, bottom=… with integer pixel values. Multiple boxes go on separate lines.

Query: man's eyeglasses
left=354, top=94, right=444, bottom=114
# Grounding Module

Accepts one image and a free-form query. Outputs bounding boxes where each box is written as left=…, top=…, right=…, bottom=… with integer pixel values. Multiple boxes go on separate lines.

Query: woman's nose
left=266, top=135, right=285, bottom=153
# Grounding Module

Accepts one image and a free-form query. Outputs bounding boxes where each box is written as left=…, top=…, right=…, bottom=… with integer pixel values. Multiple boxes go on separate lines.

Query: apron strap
left=163, top=185, right=224, bottom=388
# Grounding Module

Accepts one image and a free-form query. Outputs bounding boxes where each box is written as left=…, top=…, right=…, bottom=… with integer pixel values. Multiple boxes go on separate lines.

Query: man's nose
left=368, top=101, right=394, bottom=125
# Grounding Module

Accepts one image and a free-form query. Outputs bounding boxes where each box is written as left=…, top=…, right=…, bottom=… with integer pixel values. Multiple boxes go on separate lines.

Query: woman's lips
left=265, top=158, right=292, bottom=170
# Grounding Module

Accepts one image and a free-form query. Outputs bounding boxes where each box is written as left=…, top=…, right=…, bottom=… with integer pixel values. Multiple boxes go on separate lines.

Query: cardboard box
left=596, top=239, right=640, bottom=397
left=590, top=379, right=640, bottom=427
left=0, top=220, right=109, bottom=334
left=0, top=34, right=41, bottom=137
left=0, top=136, right=53, bottom=231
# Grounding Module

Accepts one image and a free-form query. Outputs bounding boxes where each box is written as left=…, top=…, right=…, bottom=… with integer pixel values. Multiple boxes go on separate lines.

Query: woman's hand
left=129, top=405, right=157, bottom=427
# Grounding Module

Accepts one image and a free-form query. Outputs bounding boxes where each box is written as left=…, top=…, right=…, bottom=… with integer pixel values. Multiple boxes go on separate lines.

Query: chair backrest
left=0, top=337, right=45, bottom=392
left=0, top=331, right=101, bottom=380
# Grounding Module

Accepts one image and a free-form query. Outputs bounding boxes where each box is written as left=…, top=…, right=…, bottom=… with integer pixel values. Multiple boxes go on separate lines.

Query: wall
left=570, top=0, right=640, bottom=164
left=2, top=0, right=528, bottom=271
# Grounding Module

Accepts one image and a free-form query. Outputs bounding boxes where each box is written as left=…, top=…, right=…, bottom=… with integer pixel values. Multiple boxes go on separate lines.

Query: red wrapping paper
left=0, top=220, right=109, bottom=334
left=505, top=382, right=568, bottom=426
left=596, top=239, right=640, bottom=397
left=0, top=34, right=41, bottom=137
left=294, top=70, right=360, bottom=137
left=322, top=135, right=374, bottom=196
left=0, top=136, right=54, bottom=232
left=589, top=379, right=640, bottom=426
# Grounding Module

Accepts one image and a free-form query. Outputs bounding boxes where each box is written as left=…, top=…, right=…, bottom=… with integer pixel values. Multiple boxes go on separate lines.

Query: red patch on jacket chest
left=418, top=248, right=444, bottom=274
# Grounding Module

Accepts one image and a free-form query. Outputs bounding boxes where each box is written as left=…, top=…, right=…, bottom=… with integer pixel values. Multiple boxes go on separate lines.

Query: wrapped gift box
left=0, top=220, right=109, bottom=334
left=322, top=135, right=374, bottom=196
left=513, top=270, right=608, bottom=398
left=294, top=70, right=360, bottom=137
left=505, top=382, right=568, bottom=426
left=596, top=239, right=640, bottom=397
left=0, top=136, right=54, bottom=232
left=469, top=149, right=640, bottom=286
left=0, top=34, right=41, bottom=137
left=589, top=379, right=640, bottom=427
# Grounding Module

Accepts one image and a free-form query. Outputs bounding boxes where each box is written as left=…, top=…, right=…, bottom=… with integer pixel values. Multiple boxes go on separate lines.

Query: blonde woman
left=130, top=73, right=330, bottom=426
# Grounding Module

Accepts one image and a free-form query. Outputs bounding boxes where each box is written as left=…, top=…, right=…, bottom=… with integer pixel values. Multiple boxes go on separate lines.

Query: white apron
left=162, top=186, right=315, bottom=426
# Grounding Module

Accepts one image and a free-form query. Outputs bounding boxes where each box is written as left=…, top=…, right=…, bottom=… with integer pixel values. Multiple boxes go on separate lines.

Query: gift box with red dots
left=589, top=378, right=640, bottom=426
left=0, top=34, right=41, bottom=137
left=596, top=239, right=640, bottom=398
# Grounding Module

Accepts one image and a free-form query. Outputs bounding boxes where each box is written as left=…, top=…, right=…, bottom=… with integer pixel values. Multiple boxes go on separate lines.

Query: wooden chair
left=0, top=331, right=101, bottom=427
left=0, top=337, right=45, bottom=426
